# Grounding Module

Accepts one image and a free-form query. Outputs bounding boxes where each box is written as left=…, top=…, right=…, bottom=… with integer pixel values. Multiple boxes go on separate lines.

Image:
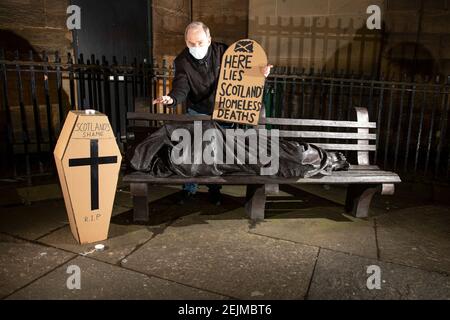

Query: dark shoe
left=178, top=190, right=195, bottom=205
left=208, top=190, right=222, bottom=206
left=330, top=152, right=350, bottom=171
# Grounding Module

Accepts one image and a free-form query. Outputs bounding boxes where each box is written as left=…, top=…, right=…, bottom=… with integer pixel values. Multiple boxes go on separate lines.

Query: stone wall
left=152, top=0, right=192, bottom=64
left=249, top=0, right=450, bottom=77
left=192, top=0, right=249, bottom=46
left=0, top=0, right=72, bottom=60
left=383, top=0, right=450, bottom=77
left=248, top=0, right=384, bottom=73
left=152, top=0, right=249, bottom=64
left=0, top=0, right=73, bottom=149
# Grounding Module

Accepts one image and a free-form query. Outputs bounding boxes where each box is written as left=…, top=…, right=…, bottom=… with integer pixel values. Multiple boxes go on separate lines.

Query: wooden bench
left=122, top=107, right=401, bottom=222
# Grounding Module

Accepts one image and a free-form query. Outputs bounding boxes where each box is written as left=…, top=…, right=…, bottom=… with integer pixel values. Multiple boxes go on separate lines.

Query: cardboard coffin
left=54, top=110, right=122, bottom=244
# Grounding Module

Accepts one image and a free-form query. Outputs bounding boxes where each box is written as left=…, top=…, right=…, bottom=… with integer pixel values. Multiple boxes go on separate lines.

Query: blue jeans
left=183, top=108, right=226, bottom=194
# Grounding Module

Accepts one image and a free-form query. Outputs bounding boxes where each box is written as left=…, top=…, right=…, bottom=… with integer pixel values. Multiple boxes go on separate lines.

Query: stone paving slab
left=376, top=205, right=450, bottom=275
left=219, top=185, right=292, bottom=199
left=114, top=185, right=180, bottom=208
left=169, top=205, right=252, bottom=231
left=0, top=185, right=23, bottom=207
left=111, top=204, right=132, bottom=217
left=263, top=185, right=357, bottom=217
left=16, top=184, right=63, bottom=203
left=0, top=200, right=69, bottom=240
left=123, top=208, right=319, bottom=300
left=38, top=223, right=158, bottom=264
left=1, top=183, right=449, bottom=300
left=308, top=249, right=450, bottom=300
left=293, top=183, right=435, bottom=214
left=249, top=207, right=378, bottom=259
left=115, top=189, right=246, bottom=227
left=0, top=233, right=75, bottom=299
left=293, top=185, right=347, bottom=206
left=7, top=256, right=227, bottom=300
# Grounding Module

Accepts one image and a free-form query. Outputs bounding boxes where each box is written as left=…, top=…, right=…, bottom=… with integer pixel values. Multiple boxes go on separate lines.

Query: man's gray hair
left=185, top=21, right=211, bottom=39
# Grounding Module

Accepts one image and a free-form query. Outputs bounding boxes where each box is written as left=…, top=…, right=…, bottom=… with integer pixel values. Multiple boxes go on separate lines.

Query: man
left=153, top=21, right=272, bottom=205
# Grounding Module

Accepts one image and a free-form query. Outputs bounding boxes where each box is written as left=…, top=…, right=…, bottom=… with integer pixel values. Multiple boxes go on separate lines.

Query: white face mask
left=189, top=44, right=209, bottom=60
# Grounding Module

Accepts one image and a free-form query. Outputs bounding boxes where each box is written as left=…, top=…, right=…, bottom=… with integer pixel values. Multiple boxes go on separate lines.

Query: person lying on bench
left=152, top=21, right=273, bottom=206
left=129, top=121, right=350, bottom=187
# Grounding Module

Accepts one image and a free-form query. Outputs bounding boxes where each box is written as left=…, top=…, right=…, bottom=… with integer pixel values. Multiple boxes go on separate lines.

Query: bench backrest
left=126, top=107, right=376, bottom=166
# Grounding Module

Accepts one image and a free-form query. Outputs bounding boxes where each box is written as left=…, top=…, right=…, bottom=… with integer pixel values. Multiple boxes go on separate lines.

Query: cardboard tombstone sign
left=54, top=110, right=122, bottom=244
left=212, top=39, right=268, bottom=126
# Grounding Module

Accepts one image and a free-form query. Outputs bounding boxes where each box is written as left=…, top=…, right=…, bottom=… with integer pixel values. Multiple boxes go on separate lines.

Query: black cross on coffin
left=68, top=139, right=117, bottom=211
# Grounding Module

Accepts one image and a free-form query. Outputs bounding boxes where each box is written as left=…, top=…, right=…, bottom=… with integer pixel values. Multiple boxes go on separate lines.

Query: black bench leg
left=131, top=183, right=149, bottom=222
left=345, top=184, right=379, bottom=218
left=245, top=184, right=266, bottom=221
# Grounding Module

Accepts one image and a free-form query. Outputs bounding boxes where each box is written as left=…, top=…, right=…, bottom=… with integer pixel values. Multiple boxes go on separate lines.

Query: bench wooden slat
left=126, top=113, right=377, bottom=130
left=125, top=170, right=398, bottom=178
left=127, top=112, right=211, bottom=122
left=349, top=165, right=380, bottom=170
left=278, top=130, right=376, bottom=140
left=123, top=171, right=401, bottom=184
left=314, top=143, right=376, bottom=151
left=261, top=118, right=376, bottom=129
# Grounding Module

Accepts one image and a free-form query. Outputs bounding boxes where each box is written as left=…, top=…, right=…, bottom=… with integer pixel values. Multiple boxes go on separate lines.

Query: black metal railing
left=1, top=51, right=449, bottom=184
left=249, top=16, right=384, bottom=76
left=0, top=49, right=170, bottom=184
left=265, top=67, right=450, bottom=183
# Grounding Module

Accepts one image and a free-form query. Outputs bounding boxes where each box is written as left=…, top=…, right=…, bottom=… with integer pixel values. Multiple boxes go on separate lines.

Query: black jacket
left=168, top=42, right=228, bottom=115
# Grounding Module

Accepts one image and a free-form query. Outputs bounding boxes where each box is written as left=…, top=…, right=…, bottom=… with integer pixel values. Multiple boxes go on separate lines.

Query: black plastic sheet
left=130, top=121, right=349, bottom=178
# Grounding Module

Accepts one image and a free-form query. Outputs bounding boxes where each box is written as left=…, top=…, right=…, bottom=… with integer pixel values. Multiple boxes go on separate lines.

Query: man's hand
left=262, top=64, right=273, bottom=78
left=153, top=95, right=174, bottom=105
